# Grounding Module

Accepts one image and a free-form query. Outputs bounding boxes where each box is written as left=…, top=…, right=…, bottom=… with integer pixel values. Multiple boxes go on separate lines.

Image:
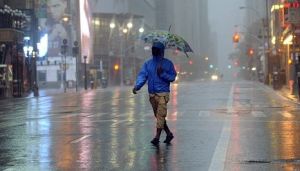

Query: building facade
left=155, top=0, right=213, bottom=79
left=269, top=0, right=300, bottom=95
left=90, top=0, right=156, bottom=86
left=0, top=0, right=37, bottom=97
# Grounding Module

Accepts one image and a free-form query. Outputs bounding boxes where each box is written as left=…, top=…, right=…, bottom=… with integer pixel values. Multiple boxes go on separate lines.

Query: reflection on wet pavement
left=0, top=81, right=299, bottom=170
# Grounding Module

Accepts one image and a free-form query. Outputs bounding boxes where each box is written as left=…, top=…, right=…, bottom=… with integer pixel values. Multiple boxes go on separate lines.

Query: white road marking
left=251, top=111, right=267, bottom=117
left=198, top=111, right=210, bottom=117
left=70, top=135, right=91, bottom=144
left=208, top=83, right=234, bottom=171
left=281, top=111, right=294, bottom=118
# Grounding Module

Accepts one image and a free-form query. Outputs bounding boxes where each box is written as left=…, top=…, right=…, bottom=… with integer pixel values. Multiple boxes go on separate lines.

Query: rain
left=0, top=0, right=300, bottom=170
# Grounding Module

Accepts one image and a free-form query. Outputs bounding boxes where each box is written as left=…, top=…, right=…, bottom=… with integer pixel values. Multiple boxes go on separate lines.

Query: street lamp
left=139, top=27, right=144, bottom=33
left=127, top=22, right=133, bottom=29
left=107, top=17, right=144, bottom=86
left=61, top=39, right=68, bottom=93
left=123, top=28, right=128, bottom=33
left=110, top=22, right=116, bottom=29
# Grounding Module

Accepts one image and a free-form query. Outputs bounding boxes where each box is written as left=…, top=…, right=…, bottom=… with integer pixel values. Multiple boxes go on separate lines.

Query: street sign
left=284, top=0, right=300, bottom=24
left=288, top=8, right=300, bottom=24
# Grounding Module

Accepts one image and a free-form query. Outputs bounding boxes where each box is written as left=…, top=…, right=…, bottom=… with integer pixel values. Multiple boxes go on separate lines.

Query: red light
left=189, top=60, right=193, bottom=65
left=248, top=48, right=254, bottom=56
left=284, top=2, right=300, bottom=8
left=234, top=60, right=240, bottom=67
left=173, top=49, right=179, bottom=55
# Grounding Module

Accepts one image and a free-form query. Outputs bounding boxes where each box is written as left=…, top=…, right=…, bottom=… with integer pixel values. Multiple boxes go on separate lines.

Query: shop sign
left=284, top=1, right=300, bottom=24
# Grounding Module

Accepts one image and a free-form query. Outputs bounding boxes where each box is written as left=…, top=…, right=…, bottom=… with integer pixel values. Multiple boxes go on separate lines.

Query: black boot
left=151, top=128, right=162, bottom=145
left=164, top=121, right=171, bottom=135
left=163, top=122, right=174, bottom=144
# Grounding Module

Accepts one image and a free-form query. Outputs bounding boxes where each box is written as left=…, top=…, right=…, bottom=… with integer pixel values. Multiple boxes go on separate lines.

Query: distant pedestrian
left=132, top=41, right=177, bottom=145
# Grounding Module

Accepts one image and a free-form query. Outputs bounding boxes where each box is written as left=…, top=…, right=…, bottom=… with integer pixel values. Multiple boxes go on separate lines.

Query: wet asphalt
left=0, top=80, right=299, bottom=171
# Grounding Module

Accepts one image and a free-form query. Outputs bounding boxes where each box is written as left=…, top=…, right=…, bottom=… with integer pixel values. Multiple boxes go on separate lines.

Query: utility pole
left=73, top=41, right=79, bottom=92
left=61, top=39, right=68, bottom=93
left=76, top=0, right=82, bottom=89
left=265, top=0, right=270, bottom=84
left=84, top=56, right=87, bottom=90
left=32, top=0, right=39, bottom=97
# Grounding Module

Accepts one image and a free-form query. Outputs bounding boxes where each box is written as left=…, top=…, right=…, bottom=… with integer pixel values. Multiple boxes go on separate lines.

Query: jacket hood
left=152, top=42, right=165, bottom=59
left=152, top=42, right=165, bottom=51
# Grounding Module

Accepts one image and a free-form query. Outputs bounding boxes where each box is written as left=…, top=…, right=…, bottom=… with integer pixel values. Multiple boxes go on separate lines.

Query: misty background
left=208, top=0, right=245, bottom=78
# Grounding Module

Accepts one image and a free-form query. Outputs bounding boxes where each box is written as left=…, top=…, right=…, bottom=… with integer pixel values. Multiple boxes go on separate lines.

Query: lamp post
left=84, top=56, right=87, bottom=90
left=73, top=41, right=79, bottom=92
left=32, top=50, right=39, bottom=97
left=109, top=17, right=144, bottom=86
left=61, top=39, right=68, bottom=93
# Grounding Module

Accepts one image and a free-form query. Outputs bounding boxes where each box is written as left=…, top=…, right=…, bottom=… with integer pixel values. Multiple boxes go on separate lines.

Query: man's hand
left=132, top=87, right=138, bottom=94
left=157, top=66, right=163, bottom=76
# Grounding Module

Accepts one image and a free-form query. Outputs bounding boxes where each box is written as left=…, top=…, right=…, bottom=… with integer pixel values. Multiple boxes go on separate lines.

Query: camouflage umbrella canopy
left=142, top=30, right=193, bottom=57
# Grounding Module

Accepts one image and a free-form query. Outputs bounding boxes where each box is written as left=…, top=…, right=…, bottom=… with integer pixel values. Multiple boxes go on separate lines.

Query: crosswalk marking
left=251, top=111, right=267, bottom=118
left=196, top=110, right=268, bottom=118
left=198, top=111, right=210, bottom=117
left=70, top=135, right=91, bottom=144
left=281, top=111, right=294, bottom=118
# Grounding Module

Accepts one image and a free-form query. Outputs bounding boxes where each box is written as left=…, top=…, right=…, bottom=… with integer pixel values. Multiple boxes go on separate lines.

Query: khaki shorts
left=149, top=93, right=169, bottom=128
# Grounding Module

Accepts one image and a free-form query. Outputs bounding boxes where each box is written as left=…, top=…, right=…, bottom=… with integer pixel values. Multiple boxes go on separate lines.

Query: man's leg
left=163, top=121, right=174, bottom=144
left=150, top=96, right=168, bottom=145
left=164, top=121, right=171, bottom=135
left=150, top=96, right=161, bottom=145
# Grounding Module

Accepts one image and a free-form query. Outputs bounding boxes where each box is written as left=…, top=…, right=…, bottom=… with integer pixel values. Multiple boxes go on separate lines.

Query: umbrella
left=142, top=30, right=193, bottom=57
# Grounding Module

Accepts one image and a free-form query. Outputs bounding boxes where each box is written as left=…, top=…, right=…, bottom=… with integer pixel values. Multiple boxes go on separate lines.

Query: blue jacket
left=134, top=56, right=177, bottom=94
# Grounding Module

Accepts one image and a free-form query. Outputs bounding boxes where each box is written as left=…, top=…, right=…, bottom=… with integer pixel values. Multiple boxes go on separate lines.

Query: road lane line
left=251, top=111, right=266, bottom=118
left=70, top=135, right=91, bottom=144
left=208, top=83, right=234, bottom=171
left=198, top=111, right=210, bottom=117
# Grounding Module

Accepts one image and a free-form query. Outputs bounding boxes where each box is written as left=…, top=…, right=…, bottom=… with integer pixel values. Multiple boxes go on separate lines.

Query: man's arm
left=134, top=62, right=148, bottom=91
left=159, top=62, right=177, bottom=82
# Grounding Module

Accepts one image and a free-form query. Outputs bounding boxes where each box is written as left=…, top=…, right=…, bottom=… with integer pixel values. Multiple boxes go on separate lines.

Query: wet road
left=0, top=81, right=300, bottom=171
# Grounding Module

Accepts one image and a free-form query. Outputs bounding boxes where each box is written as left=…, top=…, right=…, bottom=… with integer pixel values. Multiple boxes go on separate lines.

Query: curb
left=261, top=83, right=300, bottom=105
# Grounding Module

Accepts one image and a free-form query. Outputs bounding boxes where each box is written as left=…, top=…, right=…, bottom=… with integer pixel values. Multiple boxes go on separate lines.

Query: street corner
left=275, top=86, right=300, bottom=105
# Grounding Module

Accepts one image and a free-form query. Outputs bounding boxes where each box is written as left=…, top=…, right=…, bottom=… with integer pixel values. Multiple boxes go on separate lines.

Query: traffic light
left=248, top=48, right=254, bottom=56
left=233, top=33, right=240, bottom=43
left=189, top=60, right=193, bottom=65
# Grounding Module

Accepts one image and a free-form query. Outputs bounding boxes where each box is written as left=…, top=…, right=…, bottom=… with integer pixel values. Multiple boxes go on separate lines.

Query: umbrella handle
left=168, top=25, right=172, bottom=32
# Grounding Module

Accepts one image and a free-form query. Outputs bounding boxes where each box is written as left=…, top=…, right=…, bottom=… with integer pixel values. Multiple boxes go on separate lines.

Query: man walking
left=132, top=41, right=177, bottom=145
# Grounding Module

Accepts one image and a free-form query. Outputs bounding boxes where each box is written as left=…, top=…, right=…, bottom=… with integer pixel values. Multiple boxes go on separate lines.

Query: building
left=90, top=0, right=156, bottom=86
left=269, top=0, right=300, bottom=95
left=155, top=0, right=213, bottom=79
left=0, top=0, right=37, bottom=97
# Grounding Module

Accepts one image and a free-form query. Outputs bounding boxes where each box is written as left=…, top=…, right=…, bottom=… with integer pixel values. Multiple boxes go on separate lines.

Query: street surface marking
left=70, top=135, right=91, bottom=144
left=281, top=111, right=294, bottom=118
left=57, top=113, right=80, bottom=119
left=198, top=111, right=210, bottom=117
left=208, top=83, right=234, bottom=171
left=251, top=111, right=266, bottom=118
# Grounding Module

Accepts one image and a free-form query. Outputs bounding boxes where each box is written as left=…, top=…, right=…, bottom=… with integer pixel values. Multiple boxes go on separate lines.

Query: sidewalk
left=270, top=85, right=300, bottom=104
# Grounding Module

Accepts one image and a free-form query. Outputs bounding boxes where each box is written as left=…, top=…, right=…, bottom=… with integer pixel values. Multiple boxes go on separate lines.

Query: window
left=38, top=70, right=46, bottom=82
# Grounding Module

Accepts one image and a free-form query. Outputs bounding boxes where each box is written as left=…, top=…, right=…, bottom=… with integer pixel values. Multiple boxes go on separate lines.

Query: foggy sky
left=208, top=0, right=245, bottom=74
